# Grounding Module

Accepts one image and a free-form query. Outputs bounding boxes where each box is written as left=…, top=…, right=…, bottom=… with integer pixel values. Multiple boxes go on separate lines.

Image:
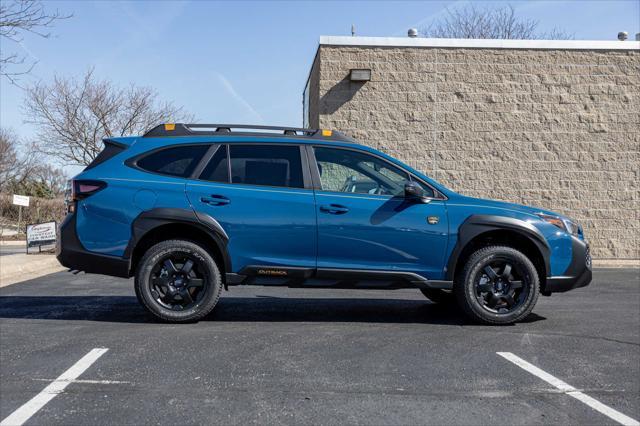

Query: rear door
left=185, top=143, right=317, bottom=272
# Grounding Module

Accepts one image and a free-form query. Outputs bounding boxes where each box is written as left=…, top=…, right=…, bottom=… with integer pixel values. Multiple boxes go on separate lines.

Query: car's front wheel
left=454, top=246, right=539, bottom=325
left=135, top=240, right=222, bottom=323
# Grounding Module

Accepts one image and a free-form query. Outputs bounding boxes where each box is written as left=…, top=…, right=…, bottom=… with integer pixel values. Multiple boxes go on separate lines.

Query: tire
left=454, top=246, right=539, bottom=325
left=135, top=240, right=222, bottom=323
left=420, top=288, right=455, bottom=304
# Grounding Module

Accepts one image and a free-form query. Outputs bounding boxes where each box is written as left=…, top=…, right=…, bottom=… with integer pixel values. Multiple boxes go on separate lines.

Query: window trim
left=194, top=144, right=230, bottom=183
left=126, top=143, right=212, bottom=179
left=192, top=143, right=313, bottom=191
left=306, top=145, right=447, bottom=201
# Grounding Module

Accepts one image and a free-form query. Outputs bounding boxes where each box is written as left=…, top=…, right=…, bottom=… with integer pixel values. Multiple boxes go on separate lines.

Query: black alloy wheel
left=474, top=259, right=529, bottom=314
left=149, top=254, right=208, bottom=311
left=135, top=240, right=222, bottom=323
left=454, top=245, right=540, bottom=325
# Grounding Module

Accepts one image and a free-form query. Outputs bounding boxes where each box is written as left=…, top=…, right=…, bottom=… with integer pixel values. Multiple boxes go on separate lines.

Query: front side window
left=137, top=145, right=208, bottom=177
left=314, top=147, right=434, bottom=197
left=229, top=145, right=304, bottom=188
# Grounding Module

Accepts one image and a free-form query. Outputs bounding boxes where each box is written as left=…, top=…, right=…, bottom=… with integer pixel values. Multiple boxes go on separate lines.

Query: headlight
left=562, top=218, right=580, bottom=236
left=537, top=213, right=580, bottom=237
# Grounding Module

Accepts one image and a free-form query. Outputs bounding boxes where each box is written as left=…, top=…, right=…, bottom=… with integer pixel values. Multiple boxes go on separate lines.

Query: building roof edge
left=319, top=35, right=640, bottom=51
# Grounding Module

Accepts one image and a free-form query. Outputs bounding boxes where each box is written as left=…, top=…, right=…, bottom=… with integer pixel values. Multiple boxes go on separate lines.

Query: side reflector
left=164, top=123, right=176, bottom=131
left=322, top=129, right=332, bottom=137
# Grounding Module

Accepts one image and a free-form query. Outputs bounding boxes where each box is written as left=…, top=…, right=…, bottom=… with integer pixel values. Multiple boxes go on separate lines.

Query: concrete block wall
left=307, top=42, right=639, bottom=259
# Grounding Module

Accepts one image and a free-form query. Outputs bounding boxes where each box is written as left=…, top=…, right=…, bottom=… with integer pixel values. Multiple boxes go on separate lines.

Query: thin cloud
left=214, top=72, right=265, bottom=124
left=94, top=1, right=189, bottom=66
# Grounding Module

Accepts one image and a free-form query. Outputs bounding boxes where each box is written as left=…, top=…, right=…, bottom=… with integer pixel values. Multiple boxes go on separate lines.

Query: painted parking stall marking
left=497, top=352, right=640, bottom=426
left=0, top=348, right=109, bottom=426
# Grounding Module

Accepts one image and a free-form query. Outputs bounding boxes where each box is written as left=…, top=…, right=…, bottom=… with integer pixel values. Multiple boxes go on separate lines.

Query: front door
left=186, top=143, right=317, bottom=272
left=311, top=146, right=449, bottom=279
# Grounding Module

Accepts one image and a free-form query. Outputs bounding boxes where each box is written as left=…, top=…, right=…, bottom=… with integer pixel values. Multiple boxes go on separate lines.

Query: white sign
left=12, top=194, right=30, bottom=207
left=27, top=221, right=57, bottom=249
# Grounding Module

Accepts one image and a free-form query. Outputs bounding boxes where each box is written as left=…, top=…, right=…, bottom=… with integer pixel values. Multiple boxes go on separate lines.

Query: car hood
left=453, top=195, right=568, bottom=220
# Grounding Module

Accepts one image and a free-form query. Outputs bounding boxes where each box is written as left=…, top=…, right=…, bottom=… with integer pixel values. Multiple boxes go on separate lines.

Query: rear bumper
left=545, top=237, right=592, bottom=293
left=56, top=213, right=130, bottom=278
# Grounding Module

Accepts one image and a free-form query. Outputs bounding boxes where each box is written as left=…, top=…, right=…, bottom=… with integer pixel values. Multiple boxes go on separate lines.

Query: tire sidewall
left=458, top=247, right=539, bottom=324
left=135, top=240, right=221, bottom=322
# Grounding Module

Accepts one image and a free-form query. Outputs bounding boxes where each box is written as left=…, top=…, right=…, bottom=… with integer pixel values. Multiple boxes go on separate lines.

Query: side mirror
left=404, top=181, right=429, bottom=203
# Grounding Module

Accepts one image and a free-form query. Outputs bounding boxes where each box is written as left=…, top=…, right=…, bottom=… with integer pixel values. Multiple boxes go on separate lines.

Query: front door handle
left=320, top=204, right=349, bottom=214
left=200, top=195, right=230, bottom=206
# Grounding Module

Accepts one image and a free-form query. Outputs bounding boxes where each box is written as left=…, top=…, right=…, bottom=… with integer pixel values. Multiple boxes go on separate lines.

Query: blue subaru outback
left=57, top=123, right=592, bottom=324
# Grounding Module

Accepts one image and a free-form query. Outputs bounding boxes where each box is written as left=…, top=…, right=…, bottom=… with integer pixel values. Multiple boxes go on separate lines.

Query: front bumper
left=544, top=237, right=592, bottom=293
left=56, top=213, right=130, bottom=278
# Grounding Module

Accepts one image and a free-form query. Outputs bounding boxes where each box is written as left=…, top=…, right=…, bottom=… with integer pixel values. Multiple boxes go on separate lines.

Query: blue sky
left=1, top=0, right=639, bottom=155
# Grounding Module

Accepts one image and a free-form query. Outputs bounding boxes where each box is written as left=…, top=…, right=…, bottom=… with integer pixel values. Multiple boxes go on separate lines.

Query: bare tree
left=24, top=69, right=194, bottom=166
left=0, top=127, right=40, bottom=193
left=0, top=0, right=71, bottom=84
left=31, top=164, right=68, bottom=196
left=422, top=4, right=573, bottom=40
left=0, top=129, right=18, bottom=185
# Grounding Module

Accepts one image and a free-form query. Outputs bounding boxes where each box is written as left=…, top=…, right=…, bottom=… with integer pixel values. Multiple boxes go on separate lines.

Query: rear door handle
left=200, top=195, right=230, bottom=206
left=320, top=204, right=349, bottom=214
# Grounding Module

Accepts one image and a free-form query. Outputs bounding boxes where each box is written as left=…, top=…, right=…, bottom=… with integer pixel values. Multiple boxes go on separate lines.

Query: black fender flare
left=445, top=215, right=551, bottom=281
left=124, top=207, right=231, bottom=274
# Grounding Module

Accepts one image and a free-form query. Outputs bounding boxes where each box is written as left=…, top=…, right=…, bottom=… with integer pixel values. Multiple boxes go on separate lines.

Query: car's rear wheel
left=135, top=240, right=222, bottom=323
left=454, top=246, right=539, bottom=325
left=420, top=288, right=455, bottom=304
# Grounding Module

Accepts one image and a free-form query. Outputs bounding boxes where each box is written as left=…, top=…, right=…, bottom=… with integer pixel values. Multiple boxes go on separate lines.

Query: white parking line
left=497, top=352, right=640, bottom=426
left=0, top=348, right=109, bottom=426
left=31, top=378, right=129, bottom=385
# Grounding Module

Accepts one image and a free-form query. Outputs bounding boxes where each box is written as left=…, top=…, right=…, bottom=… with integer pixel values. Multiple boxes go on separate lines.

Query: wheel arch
left=446, top=215, right=550, bottom=285
left=125, top=208, right=231, bottom=278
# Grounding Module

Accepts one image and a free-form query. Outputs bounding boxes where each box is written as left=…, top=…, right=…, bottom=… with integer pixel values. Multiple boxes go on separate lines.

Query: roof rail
left=143, top=123, right=354, bottom=142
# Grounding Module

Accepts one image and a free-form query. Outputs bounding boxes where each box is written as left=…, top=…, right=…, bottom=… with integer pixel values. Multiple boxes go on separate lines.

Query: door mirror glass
left=404, top=181, right=429, bottom=202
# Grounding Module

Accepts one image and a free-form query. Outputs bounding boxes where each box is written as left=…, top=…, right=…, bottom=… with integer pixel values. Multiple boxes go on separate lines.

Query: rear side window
left=137, top=145, right=208, bottom=177
left=199, top=145, right=229, bottom=183
left=229, top=145, right=304, bottom=188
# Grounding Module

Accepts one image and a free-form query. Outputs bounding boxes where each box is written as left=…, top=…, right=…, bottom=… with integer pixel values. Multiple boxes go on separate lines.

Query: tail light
left=67, top=180, right=106, bottom=213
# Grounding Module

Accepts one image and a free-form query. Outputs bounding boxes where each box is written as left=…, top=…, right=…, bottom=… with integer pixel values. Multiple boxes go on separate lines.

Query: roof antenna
left=351, top=24, right=355, bottom=36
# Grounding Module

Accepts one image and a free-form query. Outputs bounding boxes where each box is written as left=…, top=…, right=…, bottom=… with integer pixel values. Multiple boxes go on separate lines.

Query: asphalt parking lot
left=0, top=268, right=638, bottom=425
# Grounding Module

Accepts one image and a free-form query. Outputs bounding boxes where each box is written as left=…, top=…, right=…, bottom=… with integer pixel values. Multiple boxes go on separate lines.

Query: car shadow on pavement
left=0, top=295, right=546, bottom=325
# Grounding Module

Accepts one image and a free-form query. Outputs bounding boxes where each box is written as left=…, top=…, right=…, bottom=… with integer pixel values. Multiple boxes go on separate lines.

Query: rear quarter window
left=136, top=145, right=209, bottom=177
left=85, top=141, right=126, bottom=170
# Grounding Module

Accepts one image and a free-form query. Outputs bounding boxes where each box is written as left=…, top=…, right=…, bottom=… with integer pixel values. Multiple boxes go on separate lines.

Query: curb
left=0, top=240, right=27, bottom=247
left=592, top=260, right=640, bottom=268
left=0, top=254, right=65, bottom=288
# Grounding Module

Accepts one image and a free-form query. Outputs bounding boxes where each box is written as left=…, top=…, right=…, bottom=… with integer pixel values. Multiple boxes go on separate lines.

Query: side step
left=225, top=266, right=453, bottom=290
